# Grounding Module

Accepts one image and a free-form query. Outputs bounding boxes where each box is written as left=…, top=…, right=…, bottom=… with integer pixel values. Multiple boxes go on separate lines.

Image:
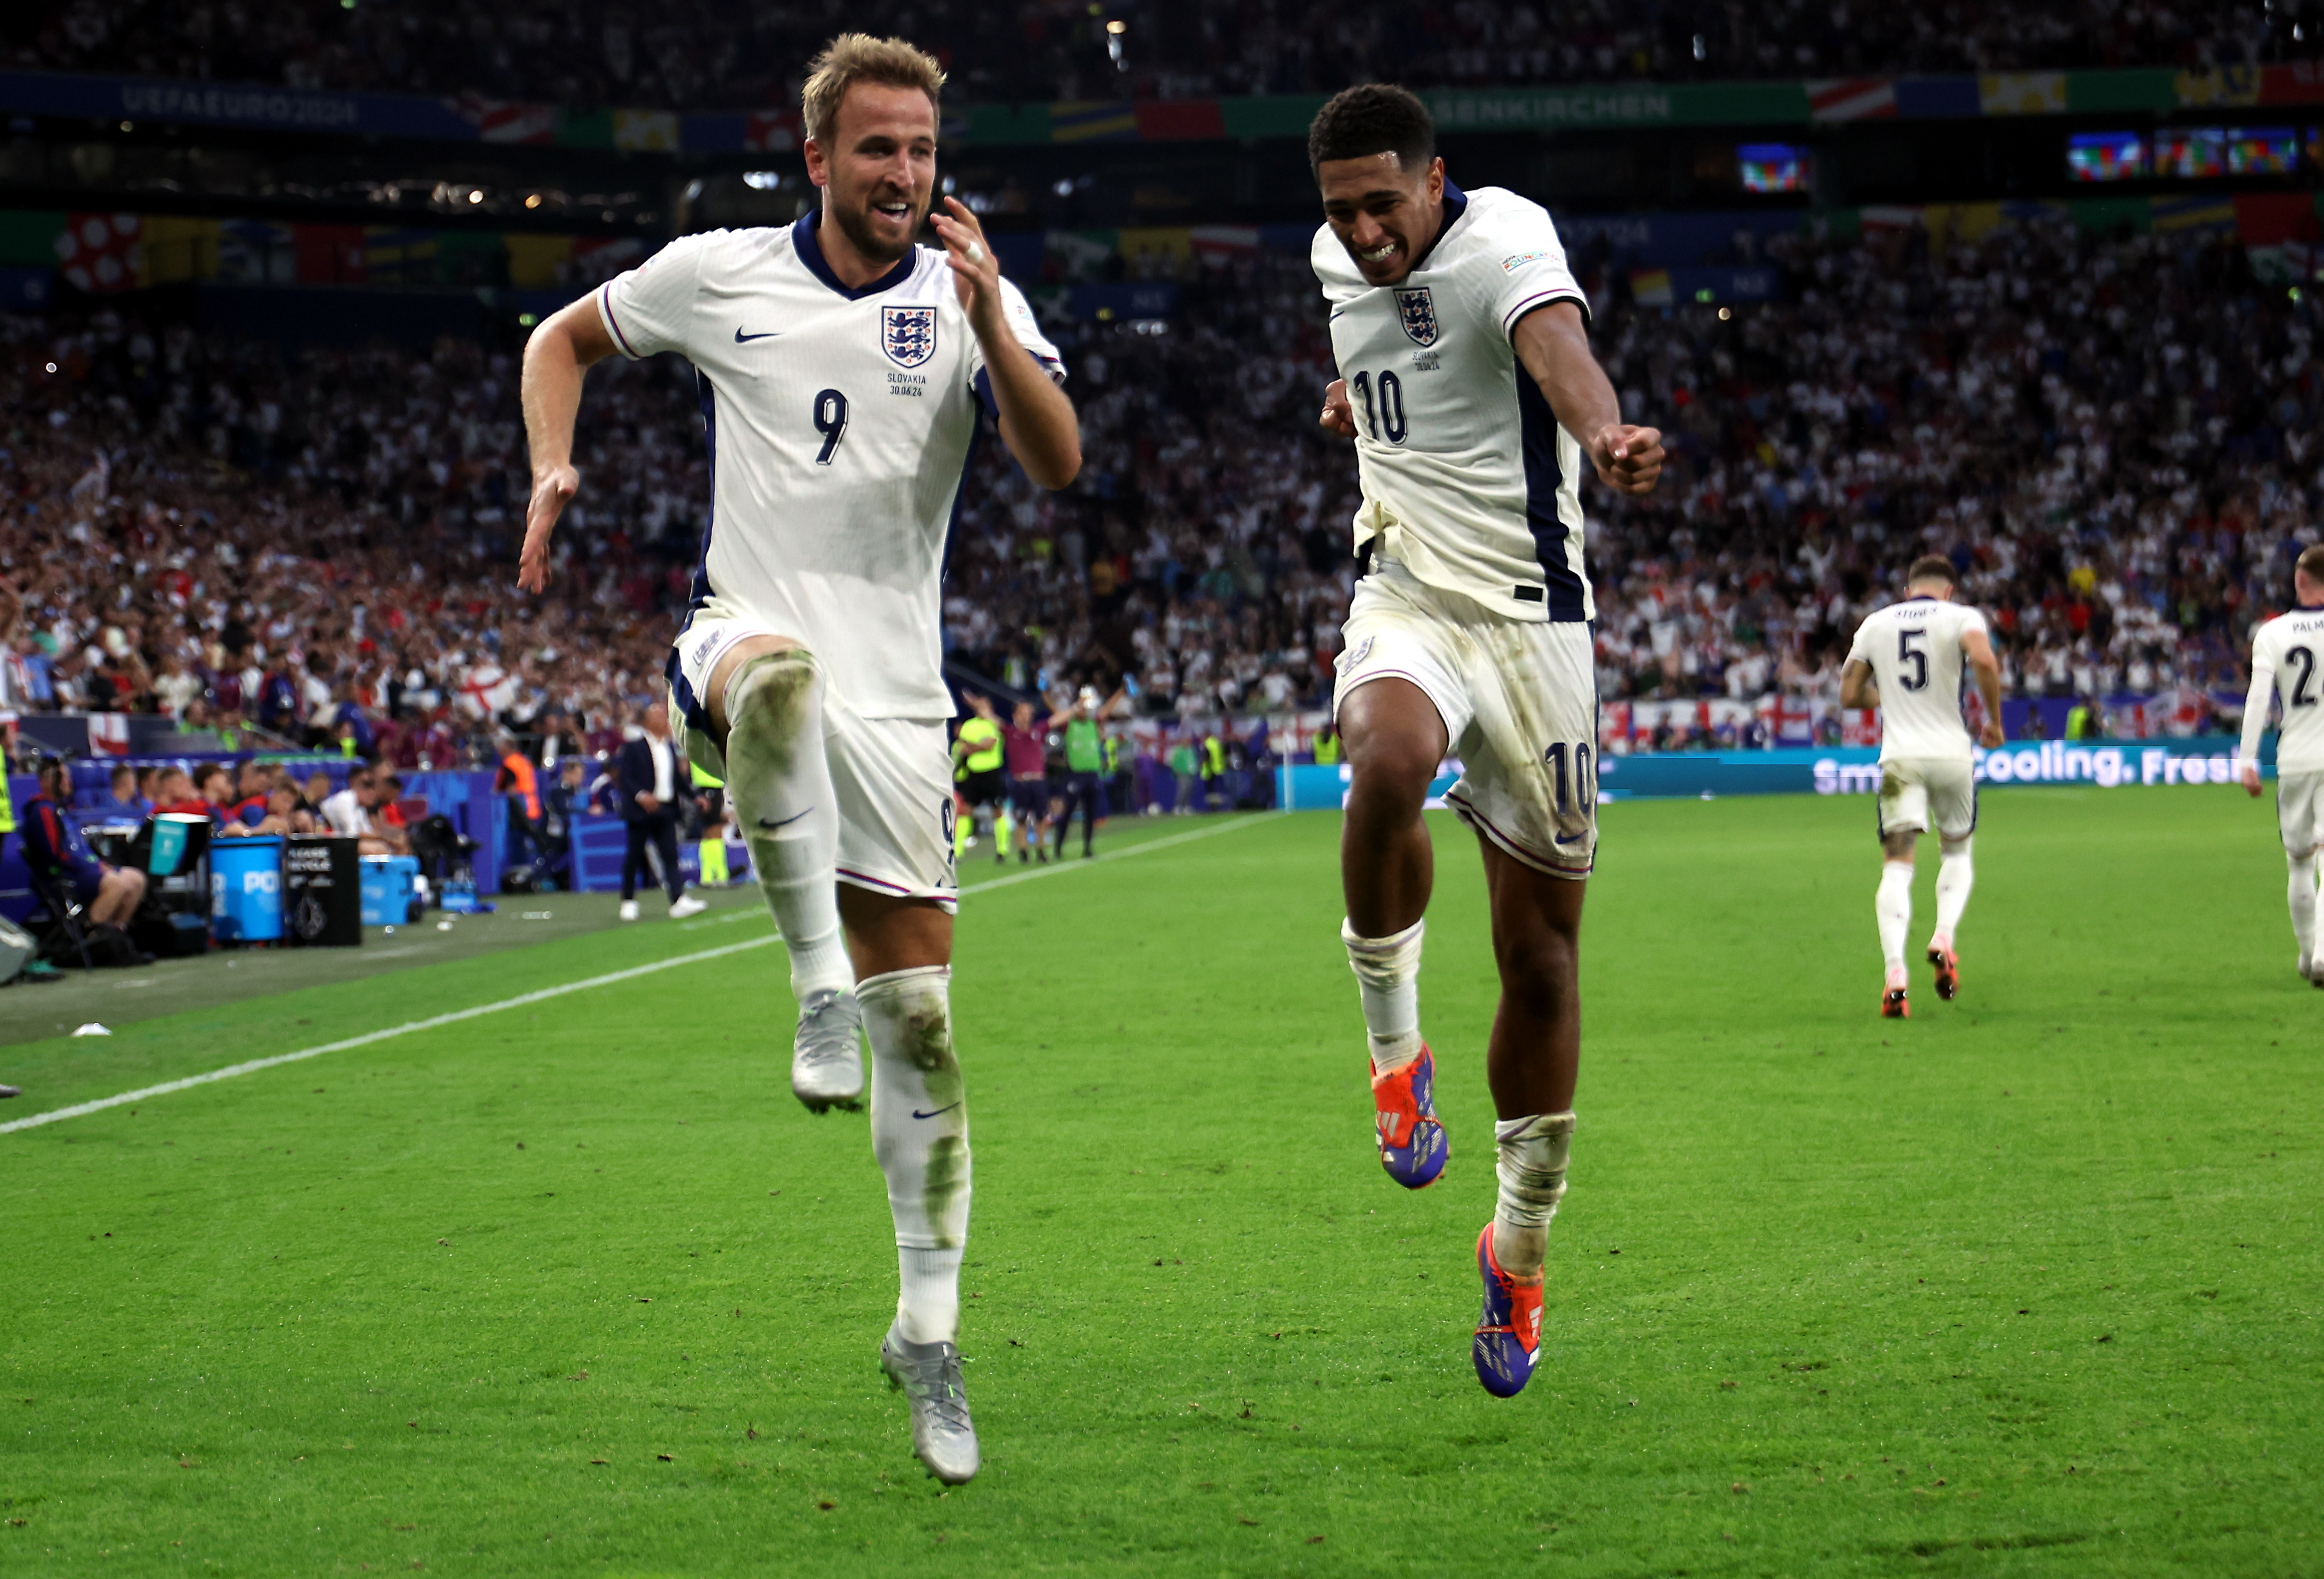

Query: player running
left=2236, top=544, right=2324, bottom=984
left=1838, top=556, right=2005, bottom=1018
left=1307, top=85, right=1663, bottom=1399
left=516, top=34, right=1078, bottom=1485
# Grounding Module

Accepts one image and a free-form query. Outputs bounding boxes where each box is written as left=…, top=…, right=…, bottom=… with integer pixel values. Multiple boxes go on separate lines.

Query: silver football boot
left=880, top=1321, right=979, bottom=1484
left=790, top=988, right=865, bottom=1112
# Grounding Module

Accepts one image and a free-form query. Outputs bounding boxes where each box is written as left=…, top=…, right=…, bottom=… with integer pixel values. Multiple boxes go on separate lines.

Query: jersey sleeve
left=595, top=233, right=709, bottom=361
left=968, top=276, right=1066, bottom=389
left=1480, top=198, right=1588, bottom=341
left=2240, top=629, right=2277, bottom=768
left=1844, top=613, right=1874, bottom=667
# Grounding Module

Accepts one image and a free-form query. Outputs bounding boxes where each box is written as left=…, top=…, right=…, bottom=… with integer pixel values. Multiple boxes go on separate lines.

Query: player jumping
left=517, top=34, right=1078, bottom=1484
left=2236, top=543, right=2324, bottom=984
left=1307, top=85, right=1663, bottom=1398
left=1838, top=556, right=2005, bottom=1017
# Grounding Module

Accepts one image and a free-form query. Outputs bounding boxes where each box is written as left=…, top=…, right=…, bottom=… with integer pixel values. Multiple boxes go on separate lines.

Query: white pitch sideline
left=0, top=811, right=1276, bottom=1136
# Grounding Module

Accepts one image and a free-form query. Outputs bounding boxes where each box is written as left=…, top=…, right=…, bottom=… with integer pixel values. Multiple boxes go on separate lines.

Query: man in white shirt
left=1839, top=556, right=2005, bottom=1017
left=515, top=34, right=1078, bottom=1486
left=1308, top=84, right=1664, bottom=1401
left=2236, top=543, right=2324, bottom=983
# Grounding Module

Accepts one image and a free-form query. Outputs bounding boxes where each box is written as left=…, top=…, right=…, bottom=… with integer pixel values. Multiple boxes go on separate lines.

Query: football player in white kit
left=1838, top=556, right=2005, bottom=1018
left=515, top=35, right=1079, bottom=1485
left=2236, top=543, right=2324, bottom=984
left=1306, top=85, right=1664, bottom=1399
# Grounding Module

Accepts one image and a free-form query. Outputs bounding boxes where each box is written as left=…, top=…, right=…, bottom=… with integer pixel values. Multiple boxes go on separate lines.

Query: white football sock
left=1932, top=837, right=1974, bottom=947
left=1876, top=860, right=1913, bottom=979
left=722, top=649, right=851, bottom=1000
left=1491, top=1111, right=1574, bottom=1279
left=1342, top=917, right=1424, bottom=1075
left=2289, top=851, right=2319, bottom=959
left=859, top=966, right=971, bottom=1345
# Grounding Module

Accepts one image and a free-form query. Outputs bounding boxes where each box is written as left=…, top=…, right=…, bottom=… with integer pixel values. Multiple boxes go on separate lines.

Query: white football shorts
left=2277, top=769, right=2324, bottom=855
left=1876, top=756, right=1977, bottom=841
left=1333, top=553, right=1597, bottom=879
left=668, top=596, right=958, bottom=910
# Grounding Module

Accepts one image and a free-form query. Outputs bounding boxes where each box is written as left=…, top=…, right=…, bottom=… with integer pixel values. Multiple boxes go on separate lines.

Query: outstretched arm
left=518, top=298, right=620, bottom=592
left=1960, top=627, right=2005, bottom=749
left=930, top=198, right=1080, bottom=490
left=1512, top=301, right=1663, bottom=496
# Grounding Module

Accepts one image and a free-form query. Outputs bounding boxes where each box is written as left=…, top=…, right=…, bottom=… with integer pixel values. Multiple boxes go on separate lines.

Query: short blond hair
left=801, top=34, right=945, bottom=146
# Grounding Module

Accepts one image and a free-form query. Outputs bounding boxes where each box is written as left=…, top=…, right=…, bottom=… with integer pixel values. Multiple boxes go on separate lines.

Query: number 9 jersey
left=1312, top=181, right=1591, bottom=623
left=1846, top=597, right=1990, bottom=763
left=596, top=214, right=1063, bottom=722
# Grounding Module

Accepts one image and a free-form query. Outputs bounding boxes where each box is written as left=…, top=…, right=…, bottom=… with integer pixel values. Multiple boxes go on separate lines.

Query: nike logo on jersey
left=1553, top=831, right=1586, bottom=846
left=757, top=808, right=813, bottom=829
left=734, top=327, right=780, bottom=342
left=912, top=1103, right=963, bottom=1120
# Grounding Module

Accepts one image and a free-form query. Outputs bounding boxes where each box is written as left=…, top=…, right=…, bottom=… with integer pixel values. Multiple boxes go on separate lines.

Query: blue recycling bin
left=210, top=835, right=285, bottom=943
left=360, top=855, right=420, bottom=926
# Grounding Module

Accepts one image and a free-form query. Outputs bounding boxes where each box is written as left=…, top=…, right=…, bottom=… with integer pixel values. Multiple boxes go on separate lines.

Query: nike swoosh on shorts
left=912, top=1103, right=963, bottom=1120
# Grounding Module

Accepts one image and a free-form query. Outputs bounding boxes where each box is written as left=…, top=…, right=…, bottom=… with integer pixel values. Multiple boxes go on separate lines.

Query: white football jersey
left=1846, top=597, right=1989, bottom=762
left=597, top=214, right=1063, bottom=720
left=1314, top=182, right=1592, bottom=623
left=2239, top=605, right=2324, bottom=773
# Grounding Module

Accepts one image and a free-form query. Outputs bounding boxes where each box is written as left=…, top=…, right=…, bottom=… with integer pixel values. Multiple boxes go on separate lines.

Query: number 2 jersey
left=2239, top=605, right=2324, bottom=773
left=597, top=212, right=1064, bottom=719
left=1313, top=181, right=1593, bottom=624
left=1845, top=597, right=1989, bottom=763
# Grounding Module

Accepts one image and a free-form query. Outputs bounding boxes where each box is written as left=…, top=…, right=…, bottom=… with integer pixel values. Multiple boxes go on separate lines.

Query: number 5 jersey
left=597, top=212, right=1063, bottom=720
left=1846, top=597, right=1991, bottom=763
left=1312, top=181, right=1593, bottom=625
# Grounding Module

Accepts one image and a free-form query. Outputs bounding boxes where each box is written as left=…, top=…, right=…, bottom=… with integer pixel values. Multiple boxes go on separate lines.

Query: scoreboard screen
left=2067, top=131, right=2146, bottom=182
left=2156, top=127, right=2228, bottom=178
left=1737, top=144, right=1807, bottom=194
left=2226, top=127, right=2298, bottom=174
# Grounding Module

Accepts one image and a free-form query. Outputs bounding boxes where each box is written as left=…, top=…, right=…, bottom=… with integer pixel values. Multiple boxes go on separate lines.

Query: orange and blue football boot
left=1370, top=1046, right=1448, bottom=1189
left=1472, top=1223, right=1543, bottom=1398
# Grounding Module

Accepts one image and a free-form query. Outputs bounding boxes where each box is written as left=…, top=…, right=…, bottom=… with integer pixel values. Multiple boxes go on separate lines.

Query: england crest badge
left=1394, top=287, right=1438, bottom=347
left=881, top=305, right=936, bottom=368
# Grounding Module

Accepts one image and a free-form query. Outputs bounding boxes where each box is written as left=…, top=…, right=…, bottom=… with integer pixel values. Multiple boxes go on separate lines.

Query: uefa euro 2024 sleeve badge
left=1394, top=287, right=1438, bottom=347
left=881, top=306, right=937, bottom=368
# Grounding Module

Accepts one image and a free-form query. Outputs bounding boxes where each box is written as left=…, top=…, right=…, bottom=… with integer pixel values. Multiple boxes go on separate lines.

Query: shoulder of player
left=1440, top=186, right=1559, bottom=263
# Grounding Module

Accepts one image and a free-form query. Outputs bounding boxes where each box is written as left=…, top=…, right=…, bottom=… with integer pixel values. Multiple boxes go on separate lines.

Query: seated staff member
left=18, top=755, right=146, bottom=928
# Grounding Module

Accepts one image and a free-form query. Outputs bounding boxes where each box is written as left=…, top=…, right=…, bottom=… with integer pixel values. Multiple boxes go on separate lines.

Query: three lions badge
left=1394, top=287, right=1438, bottom=347
left=881, top=306, right=936, bottom=368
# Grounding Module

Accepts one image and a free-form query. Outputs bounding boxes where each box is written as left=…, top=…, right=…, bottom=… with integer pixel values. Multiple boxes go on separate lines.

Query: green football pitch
left=3, top=790, right=2318, bottom=1576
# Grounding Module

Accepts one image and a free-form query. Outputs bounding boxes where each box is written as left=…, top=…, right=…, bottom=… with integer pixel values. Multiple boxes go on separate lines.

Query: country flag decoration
left=613, top=109, right=680, bottom=152
left=1806, top=78, right=1897, bottom=122
left=743, top=111, right=800, bottom=152
left=55, top=213, right=141, bottom=295
left=1978, top=72, right=2067, bottom=115
left=1050, top=101, right=1140, bottom=143
left=1628, top=269, right=1673, bottom=307
left=451, top=94, right=559, bottom=145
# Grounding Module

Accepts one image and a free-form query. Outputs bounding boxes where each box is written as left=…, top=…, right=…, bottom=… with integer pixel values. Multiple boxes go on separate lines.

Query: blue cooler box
left=210, top=835, right=285, bottom=943
left=359, top=855, right=421, bottom=926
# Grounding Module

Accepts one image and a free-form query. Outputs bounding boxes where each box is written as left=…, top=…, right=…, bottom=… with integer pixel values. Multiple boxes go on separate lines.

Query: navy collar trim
left=1900, top=593, right=1941, bottom=603
left=1409, top=177, right=1468, bottom=274
left=794, top=208, right=918, bottom=300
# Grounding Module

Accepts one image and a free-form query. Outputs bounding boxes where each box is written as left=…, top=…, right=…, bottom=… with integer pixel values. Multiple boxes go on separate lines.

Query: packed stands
left=3, top=1, right=2281, bottom=111
left=1, top=214, right=2311, bottom=761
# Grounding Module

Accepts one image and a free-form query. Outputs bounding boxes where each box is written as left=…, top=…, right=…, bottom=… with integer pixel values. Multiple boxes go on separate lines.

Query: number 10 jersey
left=1313, top=181, right=1592, bottom=624
left=598, top=212, right=1063, bottom=720
left=1846, top=596, right=1990, bottom=763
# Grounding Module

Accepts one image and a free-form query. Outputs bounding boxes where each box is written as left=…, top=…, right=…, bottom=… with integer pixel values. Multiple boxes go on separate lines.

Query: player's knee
left=1938, top=834, right=1973, bottom=857
left=1492, top=925, right=1577, bottom=1005
left=724, top=645, right=821, bottom=739
left=1344, top=732, right=1438, bottom=810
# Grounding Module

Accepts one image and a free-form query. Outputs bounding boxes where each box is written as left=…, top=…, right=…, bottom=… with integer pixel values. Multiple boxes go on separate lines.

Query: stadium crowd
left=1, top=217, right=2312, bottom=760
left=3, top=1, right=2279, bottom=112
